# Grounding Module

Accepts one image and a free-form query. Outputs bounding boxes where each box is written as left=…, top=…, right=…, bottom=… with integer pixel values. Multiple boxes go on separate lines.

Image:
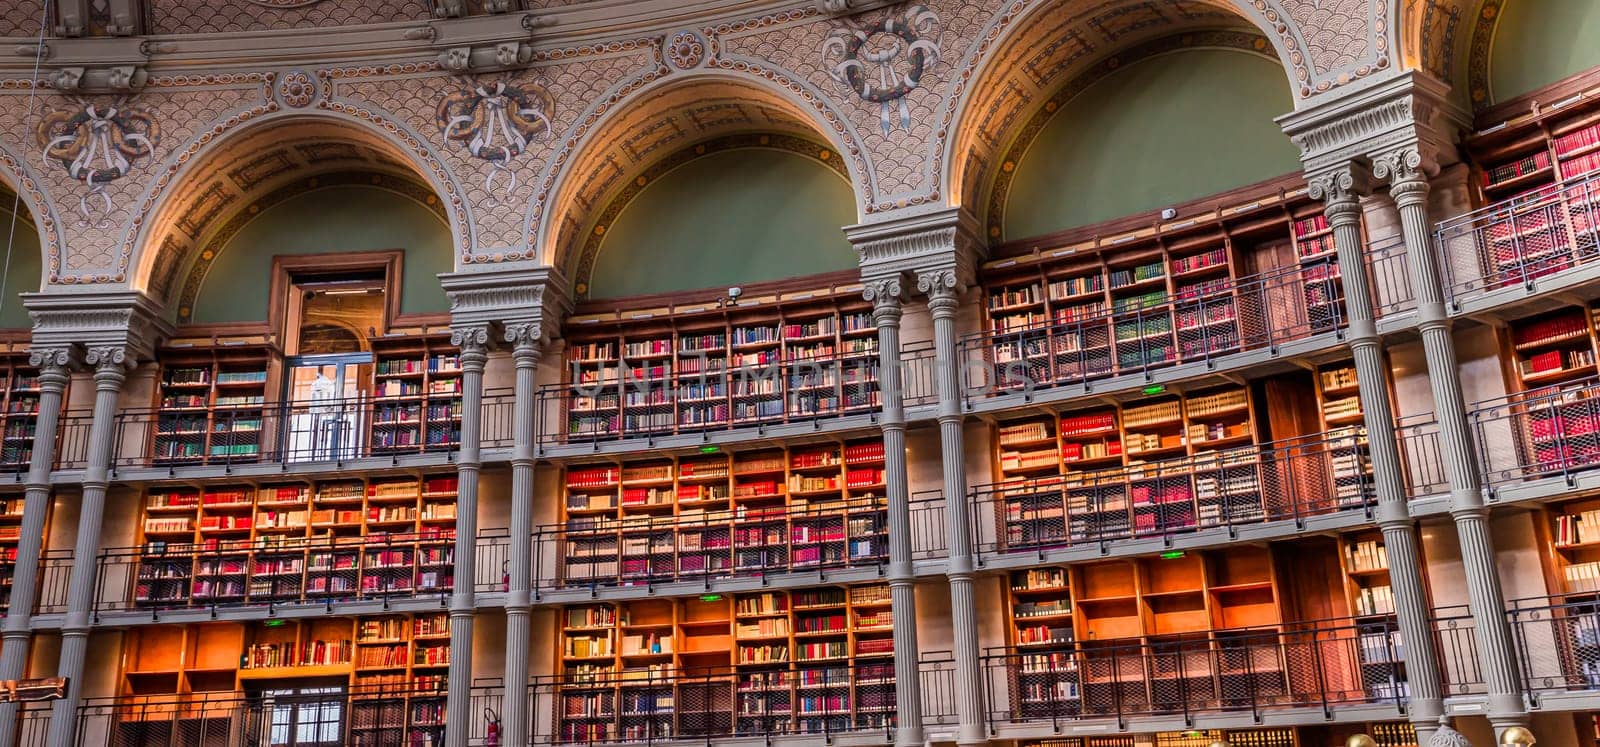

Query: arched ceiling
left=544, top=75, right=862, bottom=285
left=945, top=0, right=1274, bottom=241
left=139, top=119, right=445, bottom=315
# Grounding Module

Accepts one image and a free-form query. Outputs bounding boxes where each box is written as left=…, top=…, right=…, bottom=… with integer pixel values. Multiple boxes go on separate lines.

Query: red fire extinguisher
left=502, top=560, right=510, bottom=592
left=485, top=706, right=501, bottom=747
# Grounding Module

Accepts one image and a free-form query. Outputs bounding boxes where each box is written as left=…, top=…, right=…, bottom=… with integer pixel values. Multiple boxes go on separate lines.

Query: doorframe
left=268, top=249, right=404, bottom=349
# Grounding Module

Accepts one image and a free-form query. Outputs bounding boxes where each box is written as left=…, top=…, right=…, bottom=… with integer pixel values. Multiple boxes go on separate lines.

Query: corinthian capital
left=1306, top=161, right=1371, bottom=205
left=27, top=346, right=76, bottom=371
left=83, top=345, right=135, bottom=371
left=862, top=274, right=905, bottom=308
left=450, top=324, right=492, bottom=352
left=1371, top=145, right=1435, bottom=186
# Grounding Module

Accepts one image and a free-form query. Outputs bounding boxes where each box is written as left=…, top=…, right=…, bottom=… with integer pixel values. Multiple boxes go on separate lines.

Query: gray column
left=446, top=326, right=488, bottom=747
left=47, top=347, right=131, bottom=747
left=501, top=324, right=540, bottom=747
left=919, top=270, right=986, bottom=745
left=1311, top=167, right=1443, bottom=744
left=0, top=354, right=69, bottom=747
left=865, top=276, right=925, bottom=747
left=1376, top=147, right=1528, bottom=733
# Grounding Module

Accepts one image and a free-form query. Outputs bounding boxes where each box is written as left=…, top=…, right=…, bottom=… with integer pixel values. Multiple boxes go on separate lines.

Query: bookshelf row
left=134, top=475, right=459, bottom=607
left=557, top=585, right=894, bottom=739
left=0, top=492, right=36, bottom=615
left=0, top=360, right=45, bottom=469
left=980, top=198, right=1345, bottom=392
left=564, top=299, right=879, bottom=438
left=120, top=614, right=450, bottom=739
left=560, top=442, right=889, bottom=585
left=1017, top=723, right=1415, bottom=747
left=152, top=335, right=462, bottom=464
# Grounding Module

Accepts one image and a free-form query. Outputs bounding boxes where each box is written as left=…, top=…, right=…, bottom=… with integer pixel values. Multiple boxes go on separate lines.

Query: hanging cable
left=1, top=0, right=55, bottom=327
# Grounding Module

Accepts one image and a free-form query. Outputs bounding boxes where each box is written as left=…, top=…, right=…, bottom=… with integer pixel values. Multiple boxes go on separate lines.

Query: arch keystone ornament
left=36, top=98, right=158, bottom=229
left=822, top=4, right=941, bottom=134
left=437, top=78, right=554, bottom=205
left=666, top=30, right=709, bottom=70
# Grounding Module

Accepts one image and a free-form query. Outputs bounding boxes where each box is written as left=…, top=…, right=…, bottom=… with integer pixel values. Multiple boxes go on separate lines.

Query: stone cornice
left=1278, top=71, right=1468, bottom=178
left=21, top=288, right=170, bottom=364
left=440, top=263, right=571, bottom=344
left=846, top=207, right=983, bottom=294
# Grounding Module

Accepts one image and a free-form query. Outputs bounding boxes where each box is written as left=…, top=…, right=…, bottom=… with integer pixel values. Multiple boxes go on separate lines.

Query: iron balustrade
left=57, top=392, right=467, bottom=472
left=1470, top=376, right=1600, bottom=487
left=529, top=656, right=901, bottom=745
left=534, top=497, right=892, bottom=592
left=535, top=342, right=939, bottom=449
left=983, top=615, right=1410, bottom=730
left=1507, top=594, right=1600, bottom=696
left=967, top=429, right=1381, bottom=559
left=1365, top=234, right=1418, bottom=319
left=1431, top=604, right=1485, bottom=698
left=1435, top=168, right=1600, bottom=304
left=959, top=259, right=1347, bottom=401
left=65, top=681, right=505, bottom=747
left=58, top=530, right=509, bottom=617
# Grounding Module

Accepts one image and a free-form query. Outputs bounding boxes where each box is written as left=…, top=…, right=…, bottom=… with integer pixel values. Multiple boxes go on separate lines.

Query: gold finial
left=1500, top=727, right=1536, bottom=747
left=1347, top=734, right=1378, bottom=747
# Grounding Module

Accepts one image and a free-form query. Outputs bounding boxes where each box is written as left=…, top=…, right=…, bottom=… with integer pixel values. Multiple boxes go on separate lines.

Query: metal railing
left=965, top=429, right=1380, bottom=559
left=959, top=259, right=1346, bottom=400
left=64, top=682, right=504, bottom=747
left=983, top=615, right=1409, bottom=730
left=1436, top=168, right=1600, bottom=304
left=1507, top=594, right=1600, bottom=696
left=54, top=530, right=508, bottom=617
left=1470, top=376, right=1600, bottom=487
left=57, top=391, right=467, bottom=472
left=529, top=656, right=900, bottom=745
left=531, top=342, right=938, bottom=450
left=534, top=497, right=896, bottom=592
left=1365, top=234, right=1417, bottom=318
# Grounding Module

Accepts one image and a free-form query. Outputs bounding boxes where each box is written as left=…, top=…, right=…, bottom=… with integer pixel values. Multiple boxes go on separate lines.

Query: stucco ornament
left=437, top=78, right=553, bottom=205
left=36, top=99, right=158, bottom=228
left=822, top=4, right=940, bottom=134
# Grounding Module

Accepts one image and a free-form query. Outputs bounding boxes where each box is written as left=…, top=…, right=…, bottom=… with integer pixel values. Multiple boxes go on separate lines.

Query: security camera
left=727, top=287, right=742, bottom=301
left=1161, top=208, right=1178, bottom=220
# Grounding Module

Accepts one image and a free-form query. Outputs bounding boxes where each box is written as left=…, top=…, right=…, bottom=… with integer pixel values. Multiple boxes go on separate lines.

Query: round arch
left=938, top=0, right=1308, bottom=227
left=529, top=68, right=874, bottom=282
left=0, top=139, right=63, bottom=293
left=125, top=108, right=473, bottom=302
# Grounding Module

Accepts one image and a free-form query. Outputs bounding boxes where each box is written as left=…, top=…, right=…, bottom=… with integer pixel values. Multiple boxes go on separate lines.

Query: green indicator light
left=699, top=594, right=723, bottom=602
left=1143, top=384, right=1166, bottom=395
left=264, top=619, right=287, bottom=627
left=699, top=446, right=720, bottom=454
left=1160, top=551, right=1185, bottom=560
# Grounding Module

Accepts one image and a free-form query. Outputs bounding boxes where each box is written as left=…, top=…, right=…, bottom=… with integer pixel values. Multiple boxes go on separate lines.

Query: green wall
left=1490, top=0, right=1600, bottom=103
left=1004, top=49, right=1300, bottom=240
left=588, top=148, right=857, bottom=299
left=0, top=201, right=41, bottom=330
left=190, top=186, right=452, bottom=323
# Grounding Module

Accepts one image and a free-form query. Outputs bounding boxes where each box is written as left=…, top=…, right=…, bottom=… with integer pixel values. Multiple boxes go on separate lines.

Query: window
left=261, top=687, right=344, bottom=747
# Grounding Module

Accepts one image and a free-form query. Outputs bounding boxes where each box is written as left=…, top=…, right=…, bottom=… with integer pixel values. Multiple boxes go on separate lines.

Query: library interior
left=1, top=1, right=1600, bottom=747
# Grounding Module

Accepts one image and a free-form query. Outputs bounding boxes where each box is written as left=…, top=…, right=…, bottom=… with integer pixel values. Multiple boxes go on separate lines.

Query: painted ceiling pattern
left=0, top=0, right=1513, bottom=295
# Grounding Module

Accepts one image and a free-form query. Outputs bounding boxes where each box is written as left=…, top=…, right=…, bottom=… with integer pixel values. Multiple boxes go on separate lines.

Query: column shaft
left=502, top=331, right=540, bottom=747
left=870, top=283, right=925, bottom=747
left=1389, top=167, right=1527, bottom=729
left=925, top=280, right=986, bottom=745
left=47, top=354, right=129, bottom=747
left=446, top=332, right=488, bottom=747
left=0, top=361, right=68, bottom=747
left=1320, top=186, right=1443, bottom=744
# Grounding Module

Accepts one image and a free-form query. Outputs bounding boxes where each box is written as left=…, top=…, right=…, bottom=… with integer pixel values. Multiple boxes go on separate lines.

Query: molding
left=21, top=289, right=170, bottom=362
left=440, top=263, right=571, bottom=342
left=1278, top=71, right=1468, bottom=177
left=847, top=206, right=982, bottom=292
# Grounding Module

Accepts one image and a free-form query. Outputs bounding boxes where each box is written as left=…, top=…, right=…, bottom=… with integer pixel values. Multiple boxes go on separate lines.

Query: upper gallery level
left=0, top=1, right=1598, bottom=476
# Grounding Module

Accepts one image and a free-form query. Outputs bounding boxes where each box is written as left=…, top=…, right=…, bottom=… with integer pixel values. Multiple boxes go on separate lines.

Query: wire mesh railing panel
left=1509, top=596, right=1600, bottom=694
left=1436, top=171, right=1600, bottom=303
left=1471, top=378, right=1600, bottom=486
left=1365, top=235, right=1416, bottom=318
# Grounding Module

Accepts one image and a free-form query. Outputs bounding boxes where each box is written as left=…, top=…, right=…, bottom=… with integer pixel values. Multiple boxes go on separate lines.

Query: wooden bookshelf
left=559, top=440, right=888, bottom=586
left=370, top=335, right=462, bottom=454
left=563, top=289, right=877, bottom=439
left=0, top=359, right=47, bottom=469
left=980, top=184, right=1348, bottom=390
left=556, top=583, right=893, bottom=741
left=118, top=613, right=449, bottom=739
left=0, top=489, right=45, bottom=615
left=133, top=475, right=458, bottom=608
left=152, top=346, right=273, bottom=465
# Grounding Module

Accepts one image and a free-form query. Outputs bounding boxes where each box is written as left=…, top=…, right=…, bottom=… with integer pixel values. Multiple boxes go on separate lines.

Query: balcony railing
left=534, top=497, right=894, bottom=592
left=56, top=392, right=466, bottom=472
left=523, top=342, right=937, bottom=451
left=1366, top=234, right=1418, bottom=319
left=1436, top=168, right=1600, bottom=304
left=1470, top=376, right=1600, bottom=487
left=966, top=429, right=1379, bottom=559
left=959, top=259, right=1347, bottom=401
left=54, top=530, right=508, bottom=617
left=1506, top=594, right=1600, bottom=696
left=530, top=656, right=900, bottom=745
left=983, top=615, right=1409, bottom=730
left=61, top=682, right=504, bottom=747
